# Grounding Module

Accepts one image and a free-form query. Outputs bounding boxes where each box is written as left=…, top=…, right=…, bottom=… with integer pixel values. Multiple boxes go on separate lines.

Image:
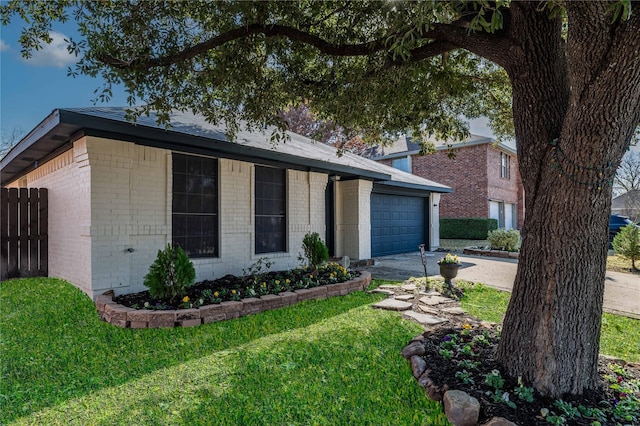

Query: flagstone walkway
left=370, top=282, right=495, bottom=329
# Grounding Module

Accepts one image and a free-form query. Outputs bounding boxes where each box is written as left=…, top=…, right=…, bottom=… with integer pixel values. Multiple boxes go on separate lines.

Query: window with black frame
left=172, top=153, right=218, bottom=257
left=255, top=166, right=286, bottom=254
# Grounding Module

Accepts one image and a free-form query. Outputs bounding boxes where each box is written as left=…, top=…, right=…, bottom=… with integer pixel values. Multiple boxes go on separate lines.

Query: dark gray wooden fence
left=1, top=188, right=48, bottom=280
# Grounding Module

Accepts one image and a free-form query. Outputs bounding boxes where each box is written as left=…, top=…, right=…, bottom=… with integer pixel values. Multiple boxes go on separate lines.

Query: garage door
left=371, top=193, right=426, bottom=257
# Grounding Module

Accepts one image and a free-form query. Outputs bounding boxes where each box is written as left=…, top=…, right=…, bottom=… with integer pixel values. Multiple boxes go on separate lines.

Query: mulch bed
left=417, top=325, right=640, bottom=425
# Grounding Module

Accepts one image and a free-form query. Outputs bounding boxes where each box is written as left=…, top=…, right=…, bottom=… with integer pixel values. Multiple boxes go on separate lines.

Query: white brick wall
left=6, top=143, right=93, bottom=294
left=429, top=193, right=441, bottom=250
left=334, top=179, right=373, bottom=260
left=9, top=137, right=353, bottom=298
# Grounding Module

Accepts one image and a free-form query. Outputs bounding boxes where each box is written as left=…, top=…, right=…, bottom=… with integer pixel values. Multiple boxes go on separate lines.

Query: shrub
left=612, top=224, right=640, bottom=270
left=301, top=232, right=329, bottom=270
left=143, top=244, right=196, bottom=300
left=487, top=229, right=520, bottom=252
left=440, top=218, right=498, bottom=239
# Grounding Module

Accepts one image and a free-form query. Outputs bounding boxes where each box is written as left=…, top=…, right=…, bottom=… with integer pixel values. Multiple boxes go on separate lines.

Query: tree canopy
left=2, top=0, right=515, bottom=145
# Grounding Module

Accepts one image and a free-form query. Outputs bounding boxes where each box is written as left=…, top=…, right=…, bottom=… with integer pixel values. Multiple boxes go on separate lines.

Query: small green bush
left=440, top=218, right=498, bottom=239
left=301, top=232, right=329, bottom=270
left=487, top=229, right=520, bottom=252
left=143, top=244, right=196, bottom=300
left=613, top=224, right=640, bottom=270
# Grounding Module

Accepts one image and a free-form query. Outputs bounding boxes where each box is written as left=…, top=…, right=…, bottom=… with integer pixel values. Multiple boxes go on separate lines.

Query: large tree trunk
left=495, top=3, right=640, bottom=398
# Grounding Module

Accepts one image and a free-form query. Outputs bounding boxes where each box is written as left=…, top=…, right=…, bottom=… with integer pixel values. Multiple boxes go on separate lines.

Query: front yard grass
left=0, top=278, right=449, bottom=425
left=460, top=283, right=640, bottom=362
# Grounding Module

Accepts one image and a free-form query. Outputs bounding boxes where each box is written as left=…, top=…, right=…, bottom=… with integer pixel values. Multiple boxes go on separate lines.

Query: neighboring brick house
left=366, top=135, right=524, bottom=230
left=1, top=107, right=451, bottom=298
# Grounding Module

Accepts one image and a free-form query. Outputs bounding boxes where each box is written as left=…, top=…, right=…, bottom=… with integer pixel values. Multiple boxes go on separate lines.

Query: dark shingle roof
left=1, top=107, right=451, bottom=193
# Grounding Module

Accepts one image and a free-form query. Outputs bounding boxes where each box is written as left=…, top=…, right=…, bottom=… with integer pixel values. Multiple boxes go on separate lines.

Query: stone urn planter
left=438, top=263, right=460, bottom=288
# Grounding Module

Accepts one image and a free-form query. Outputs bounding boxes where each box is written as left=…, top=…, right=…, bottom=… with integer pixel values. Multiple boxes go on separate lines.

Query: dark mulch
left=418, top=326, right=640, bottom=425
left=114, top=274, right=247, bottom=310
left=114, top=267, right=358, bottom=310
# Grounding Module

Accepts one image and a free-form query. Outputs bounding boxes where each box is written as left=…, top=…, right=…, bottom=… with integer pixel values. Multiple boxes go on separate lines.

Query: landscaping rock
left=410, top=355, right=427, bottom=378
left=401, top=283, right=417, bottom=291
left=402, top=310, right=447, bottom=326
left=394, top=294, right=414, bottom=301
left=371, top=298, right=413, bottom=311
left=402, top=341, right=426, bottom=358
left=378, top=284, right=399, bottom=290
left=443, top=390, right=480, bottom=426
left=371, top=288, right=394, bottom=295
left=419, top=295, right=454, bottom=306
left=483, top=417, right=517, bottom=426
left=418, top=370, right=448, bottom=402
left=440, top=306, right=466, bottom=315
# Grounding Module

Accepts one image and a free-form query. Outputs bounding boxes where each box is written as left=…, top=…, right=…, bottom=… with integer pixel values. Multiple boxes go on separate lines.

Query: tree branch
left=422, top=22, right=515, bottom=69
left=99, top=23, right=391, bottom=69
left=98, top=15, right=516, bottom=77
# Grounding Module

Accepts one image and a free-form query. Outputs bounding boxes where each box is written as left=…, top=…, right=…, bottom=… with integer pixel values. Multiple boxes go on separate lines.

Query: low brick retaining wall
left=96, top=271, right=371, bottom=329
left=462, top=247, right=519, bottom=259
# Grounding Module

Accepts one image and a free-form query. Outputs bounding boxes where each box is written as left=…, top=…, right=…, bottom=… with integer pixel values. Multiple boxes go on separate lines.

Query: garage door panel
left=371, top=193, right=426, bottom=257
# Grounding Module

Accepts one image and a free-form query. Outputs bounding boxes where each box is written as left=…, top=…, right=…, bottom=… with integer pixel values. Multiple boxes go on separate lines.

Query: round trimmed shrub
left=487, top=229, right=520, bottom=252
left=143, top=244, right=196, bottom=300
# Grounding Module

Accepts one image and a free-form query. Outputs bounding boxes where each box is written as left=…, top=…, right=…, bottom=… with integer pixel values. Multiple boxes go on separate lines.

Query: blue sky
left=1, top=17, right=129, bottom=140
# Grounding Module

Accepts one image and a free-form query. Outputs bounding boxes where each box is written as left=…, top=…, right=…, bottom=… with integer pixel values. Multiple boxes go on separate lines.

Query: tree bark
left=495, top=3, right=640, bottom=397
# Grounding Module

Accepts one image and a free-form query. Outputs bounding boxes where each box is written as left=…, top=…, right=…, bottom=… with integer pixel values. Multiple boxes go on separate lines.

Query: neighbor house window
left=172, top=153, right=218, bottom=258
left=255, top=166, right=286, bottom=254
left=501, top=152, right=511, bottom=179
left=391, top=156, right=411, bottom=173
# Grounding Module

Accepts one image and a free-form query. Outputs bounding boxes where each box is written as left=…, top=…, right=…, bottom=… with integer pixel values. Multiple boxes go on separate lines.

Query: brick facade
left=380, top=143, right=524, bottom=229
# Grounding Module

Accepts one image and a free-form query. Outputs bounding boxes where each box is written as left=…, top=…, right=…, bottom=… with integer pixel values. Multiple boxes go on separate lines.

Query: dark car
left=609, top=214, right=637, bottom=243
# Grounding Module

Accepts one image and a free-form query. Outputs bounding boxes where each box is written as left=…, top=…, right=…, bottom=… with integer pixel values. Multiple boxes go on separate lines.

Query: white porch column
left=334, top=179, right=373, bottom=260
left=429, top=192, right=442, bottom=251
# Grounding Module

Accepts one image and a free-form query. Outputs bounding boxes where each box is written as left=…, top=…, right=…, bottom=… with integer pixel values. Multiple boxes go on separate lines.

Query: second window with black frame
left=255, top=166, right=286, bottom=254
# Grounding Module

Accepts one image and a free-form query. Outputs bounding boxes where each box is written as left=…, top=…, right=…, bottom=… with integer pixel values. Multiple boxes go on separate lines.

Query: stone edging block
left=463, top=247, right=519, bottom=259
left=95, top=271, right=371, bottom=329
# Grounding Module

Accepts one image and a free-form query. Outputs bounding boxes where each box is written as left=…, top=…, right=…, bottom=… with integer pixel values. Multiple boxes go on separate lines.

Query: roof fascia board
left=0, top=109, right=61, bottom=169
left=375, top=180, right=453, bottom=194
left=372, top=137, right=517, bottom=160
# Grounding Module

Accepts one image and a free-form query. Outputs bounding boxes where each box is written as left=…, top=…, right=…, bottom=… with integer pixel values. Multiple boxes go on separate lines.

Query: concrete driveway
left=359, top=252, right=640, bottom=319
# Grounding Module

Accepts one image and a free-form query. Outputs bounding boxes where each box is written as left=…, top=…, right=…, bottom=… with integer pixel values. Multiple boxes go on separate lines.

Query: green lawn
left=0, top=278, right=449, bottom=425
left=460, top=283, right=640, bottom=362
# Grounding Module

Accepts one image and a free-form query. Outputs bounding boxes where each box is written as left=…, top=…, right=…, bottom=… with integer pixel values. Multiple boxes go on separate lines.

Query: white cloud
left=0, top=39, right=9, bottom=52
left=24, top=31, right=77, bottom=68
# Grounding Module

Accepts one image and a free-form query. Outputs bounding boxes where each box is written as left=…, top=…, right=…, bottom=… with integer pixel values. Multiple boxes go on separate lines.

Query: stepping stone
left=403, top=311, right=447, bottom=325
left=372, top=299, right=413, bottom=311
left=420, top=296, right=454, bottom=306
left=401, top=283, right=417, bottom=291
left=395, top=294, right=414, bottom=301
left=371, top=289, right=394, bottom=295
left=417, top=305, right=441, bottom=315
left=441, top=306, right=466, bottom=315
left=378, top=285, right=399, bottom=290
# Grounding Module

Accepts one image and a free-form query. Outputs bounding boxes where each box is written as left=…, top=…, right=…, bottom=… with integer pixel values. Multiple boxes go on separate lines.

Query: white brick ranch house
left=0, top=107, right=451, bottom=299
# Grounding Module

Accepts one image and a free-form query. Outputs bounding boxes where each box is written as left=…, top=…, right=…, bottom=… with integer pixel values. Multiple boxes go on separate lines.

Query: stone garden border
left=462, top=247, right=519, bottom=259
left=95, top=271, right=371, bottom=329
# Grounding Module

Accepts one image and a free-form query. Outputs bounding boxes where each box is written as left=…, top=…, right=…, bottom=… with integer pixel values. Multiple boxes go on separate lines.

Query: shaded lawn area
left=0, top=278, right=449, bottom=425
